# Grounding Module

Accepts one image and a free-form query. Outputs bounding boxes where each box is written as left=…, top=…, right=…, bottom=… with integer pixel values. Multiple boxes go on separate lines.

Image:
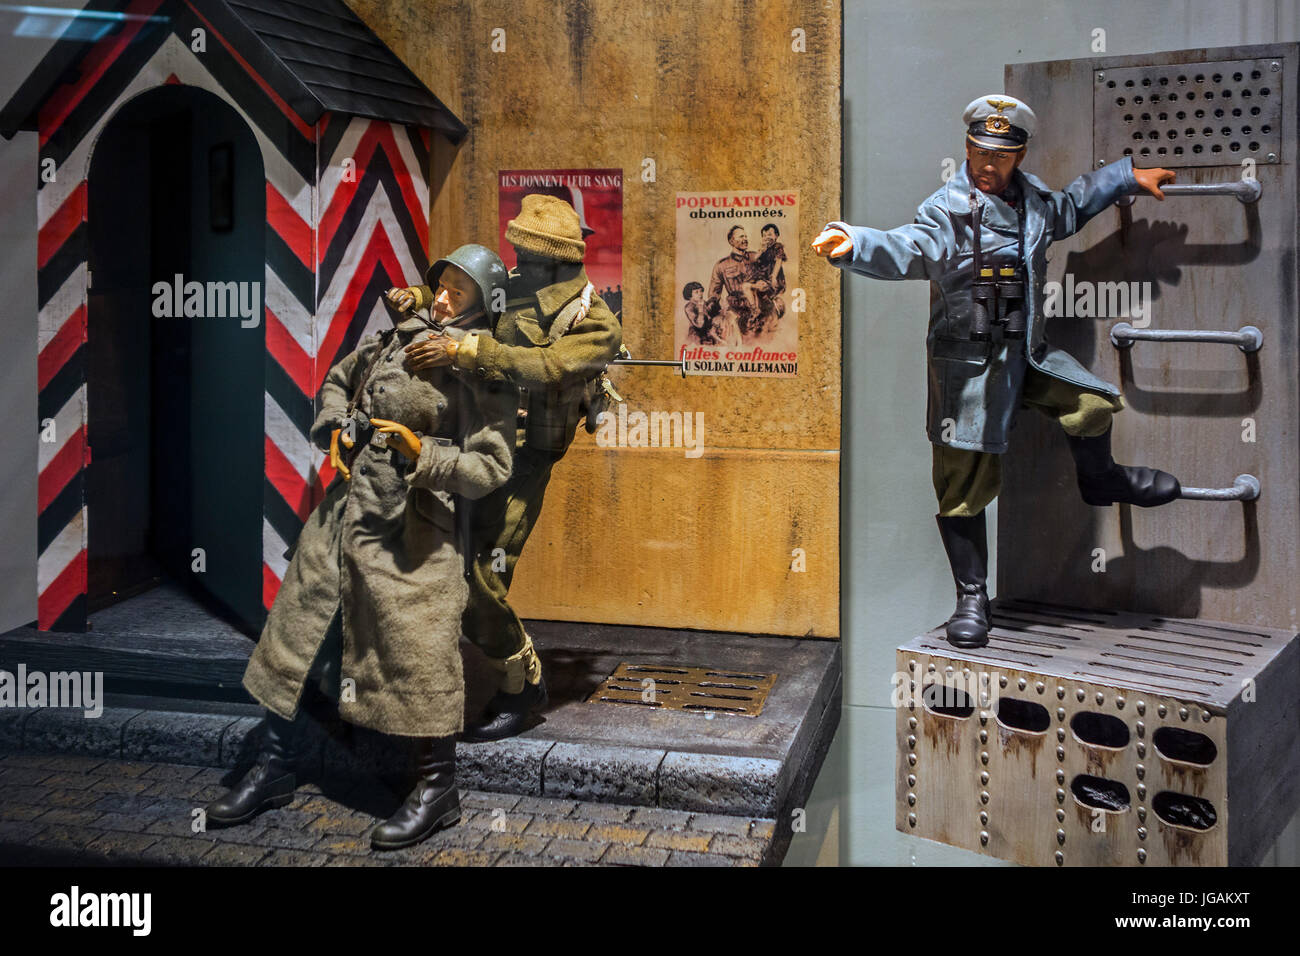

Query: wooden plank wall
left=345, top=0, right=843, bottom=636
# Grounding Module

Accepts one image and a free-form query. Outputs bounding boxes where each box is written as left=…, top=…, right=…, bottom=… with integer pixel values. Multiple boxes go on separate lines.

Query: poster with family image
left=674, top=189, right=799, bottom=377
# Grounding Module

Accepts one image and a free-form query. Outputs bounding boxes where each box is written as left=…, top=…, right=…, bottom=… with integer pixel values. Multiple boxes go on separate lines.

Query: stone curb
left=3, top=703, right=821, bottom=819
left=658, top=752, right=783, bottom=815
left=541, top=742, right=664, bottom=805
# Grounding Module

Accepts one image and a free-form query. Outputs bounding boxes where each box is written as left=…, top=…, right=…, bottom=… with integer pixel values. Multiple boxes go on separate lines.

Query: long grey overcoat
left=828, top=155, right=1139, bottom=453
left=243, top=315, right=515, bottom=737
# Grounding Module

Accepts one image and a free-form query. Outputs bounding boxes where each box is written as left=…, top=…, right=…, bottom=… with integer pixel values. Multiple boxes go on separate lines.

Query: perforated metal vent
left=587, top=662, right=777, bottom=717
left=1094, top=57, right=1284, bottom=169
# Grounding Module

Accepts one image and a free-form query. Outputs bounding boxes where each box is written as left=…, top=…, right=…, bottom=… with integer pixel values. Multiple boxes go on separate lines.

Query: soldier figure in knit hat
left=813, top=94, right=1182, bottom=650
left=391, top=195, right=623, bottom=738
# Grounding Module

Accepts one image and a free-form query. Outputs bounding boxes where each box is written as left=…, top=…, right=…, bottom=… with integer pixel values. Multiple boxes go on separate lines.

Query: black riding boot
left=206, top=710, right=304, bottom=828
left=370, top=736, right=460, bottom=851
left=1067, top=426, right=1180, bottom=507
left=462, top=675, right=548, bottom=743
left=935, top=512, right=991, bottom=649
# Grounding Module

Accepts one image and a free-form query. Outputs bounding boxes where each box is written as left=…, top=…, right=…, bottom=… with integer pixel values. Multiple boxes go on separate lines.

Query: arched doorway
left=86, top=84, right=266, bottom=634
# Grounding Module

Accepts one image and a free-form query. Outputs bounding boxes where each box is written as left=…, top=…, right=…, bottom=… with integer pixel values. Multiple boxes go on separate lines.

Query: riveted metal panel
left=1003, top=43, right=1300, bottom=632
left=896, top=600, right=1300, bottom=866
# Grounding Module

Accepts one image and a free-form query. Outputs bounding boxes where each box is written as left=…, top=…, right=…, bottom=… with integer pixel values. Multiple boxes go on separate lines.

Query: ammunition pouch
left=521, top=381, right=589, bottom=454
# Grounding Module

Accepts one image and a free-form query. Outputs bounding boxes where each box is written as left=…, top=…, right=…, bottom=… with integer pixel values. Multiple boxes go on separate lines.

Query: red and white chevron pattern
left=34, top=2, right=432, bottom=630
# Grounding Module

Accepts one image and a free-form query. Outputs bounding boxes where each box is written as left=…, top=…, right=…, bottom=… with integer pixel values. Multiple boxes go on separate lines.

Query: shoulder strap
left=548, top=282, right=595, bottom=343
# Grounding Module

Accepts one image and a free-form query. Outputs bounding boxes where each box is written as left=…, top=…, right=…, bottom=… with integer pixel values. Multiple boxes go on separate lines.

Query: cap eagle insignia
left=983, top=98, right=1015, bottom=134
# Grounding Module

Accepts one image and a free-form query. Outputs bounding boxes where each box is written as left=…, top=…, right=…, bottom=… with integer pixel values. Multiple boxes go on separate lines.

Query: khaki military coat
left=243, top=316, right=515, bottom=737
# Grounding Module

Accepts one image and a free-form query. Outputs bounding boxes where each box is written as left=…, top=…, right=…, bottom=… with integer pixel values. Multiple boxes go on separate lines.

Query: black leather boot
left=370, top=737, right=460, bottom=850
left=935, top=513, right=991, bottom=649
left=461, top=674, right=548, bottom=743
left=206, top=711, right=303, bottom=828
left=1067, top=426, right=1180, bottom=507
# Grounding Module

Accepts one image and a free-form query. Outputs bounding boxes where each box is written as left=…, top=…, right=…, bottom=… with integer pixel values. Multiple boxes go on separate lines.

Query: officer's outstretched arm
left=309, top=337, right=382, bottom=452
left=404, top=384, right=515, bottom=501
left=454, top=304, right=622, bottom=391
left=821, top=203, right=958, bottom=281
left=1044, top=155, right=1140, bottom=241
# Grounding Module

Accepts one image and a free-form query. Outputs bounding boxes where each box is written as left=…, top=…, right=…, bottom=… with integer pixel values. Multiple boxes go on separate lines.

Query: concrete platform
left=460, top=621, right=841, bottom=820
left=0, top=613, right=841, bottom=853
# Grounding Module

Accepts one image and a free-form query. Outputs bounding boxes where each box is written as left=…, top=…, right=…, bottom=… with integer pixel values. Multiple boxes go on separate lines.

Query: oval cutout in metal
left=995, top=697, right=1050, bottom=734
left=1070, top=774, right=1131, bottom=813
left=922, top=682, right=974, bottom=719
left=1153, top=791, right=1218, bottom=831
left=1153, top=727, right=1218, bottom=767
left=1071, top=711, right=1131, bottom=749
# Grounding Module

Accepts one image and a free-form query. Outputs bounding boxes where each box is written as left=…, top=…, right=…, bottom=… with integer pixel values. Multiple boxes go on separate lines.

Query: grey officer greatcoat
left=828, top=155, right=1139, bottom=453
left=243, top=315, right=515, bottom=737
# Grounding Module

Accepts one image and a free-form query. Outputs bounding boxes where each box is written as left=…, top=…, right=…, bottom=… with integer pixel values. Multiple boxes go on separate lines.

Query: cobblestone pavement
left=0, top=753, right=776, bottom=867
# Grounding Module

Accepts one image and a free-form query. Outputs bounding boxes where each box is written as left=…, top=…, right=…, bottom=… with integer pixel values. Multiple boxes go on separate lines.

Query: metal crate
left=896, top=600, right=1299, bottom=866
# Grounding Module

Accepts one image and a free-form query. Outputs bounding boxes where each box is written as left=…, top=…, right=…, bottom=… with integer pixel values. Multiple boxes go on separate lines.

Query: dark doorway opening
left=86, top=85, right=266, bottom=635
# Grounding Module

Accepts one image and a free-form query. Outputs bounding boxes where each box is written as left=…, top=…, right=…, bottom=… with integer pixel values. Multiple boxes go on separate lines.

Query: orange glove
left=370, top=418, right=422, bottom=461
left=329, top=427, right=352, bottom=481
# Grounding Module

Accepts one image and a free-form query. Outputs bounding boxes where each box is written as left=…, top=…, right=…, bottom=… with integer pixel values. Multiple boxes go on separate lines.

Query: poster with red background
left=498, top=169, right=623, bottom=315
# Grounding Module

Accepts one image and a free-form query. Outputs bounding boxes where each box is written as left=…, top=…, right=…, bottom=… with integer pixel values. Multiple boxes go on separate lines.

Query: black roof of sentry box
left=0, top=0, right=466, bottom=140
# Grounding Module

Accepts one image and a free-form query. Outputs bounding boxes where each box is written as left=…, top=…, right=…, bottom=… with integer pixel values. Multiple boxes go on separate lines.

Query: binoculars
left=970, top=260, right=1026, bottom=342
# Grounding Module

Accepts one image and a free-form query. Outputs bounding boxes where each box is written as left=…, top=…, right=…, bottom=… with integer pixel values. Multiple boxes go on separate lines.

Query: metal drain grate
left=587, top=663, right=777, bottom=717
left=1094, top=57, right=1284, bottom=168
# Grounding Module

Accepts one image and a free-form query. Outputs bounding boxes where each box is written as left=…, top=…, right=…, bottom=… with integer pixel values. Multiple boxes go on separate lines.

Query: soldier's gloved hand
left=369, top=418, right=421, bottom=461
left=811, top=227, right=853, bottom=259
left=329, top=428, right=352, bottom=481
left=385, top=287, right=421, bottom=312
left=404, top=332, right=458, bottom=371
left=1133, top=166, right=1176, bottom=200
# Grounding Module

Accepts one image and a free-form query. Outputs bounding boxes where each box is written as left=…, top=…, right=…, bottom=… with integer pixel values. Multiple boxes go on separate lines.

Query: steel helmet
left=425, top=243, right=509, bottom=328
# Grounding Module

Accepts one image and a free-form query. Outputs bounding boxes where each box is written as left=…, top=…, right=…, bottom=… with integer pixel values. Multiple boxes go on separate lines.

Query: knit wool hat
left=505, top=194, right=586, bottom=263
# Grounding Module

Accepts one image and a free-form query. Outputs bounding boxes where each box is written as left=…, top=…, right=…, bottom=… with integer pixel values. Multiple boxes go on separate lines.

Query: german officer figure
left=813, top=94, right=1181, bottom=649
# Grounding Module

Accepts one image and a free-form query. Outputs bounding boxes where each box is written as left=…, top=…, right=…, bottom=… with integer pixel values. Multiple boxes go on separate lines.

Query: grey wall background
left=0, top=130, right=37, bottom=633
left=0, top=3, right=83, bottom=631
left=840, top=0, right=1300, bottom=864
